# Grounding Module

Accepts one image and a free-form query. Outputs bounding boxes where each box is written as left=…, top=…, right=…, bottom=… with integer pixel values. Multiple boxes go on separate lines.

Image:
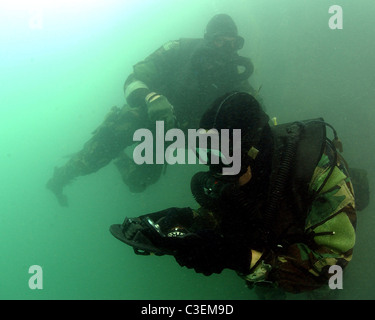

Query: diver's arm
left=123, top=41, right=180, bottom=130
left=124, top=40, right=181, bottom=109
left=244, top=205, right=356, bottom=293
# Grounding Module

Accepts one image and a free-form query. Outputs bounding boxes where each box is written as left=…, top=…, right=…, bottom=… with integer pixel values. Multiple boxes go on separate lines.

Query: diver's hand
left=174, top=232, right=228, bottom=276
left=145, top=93, right=176, bottom=130
left=174, top=231, right=251, bottom=276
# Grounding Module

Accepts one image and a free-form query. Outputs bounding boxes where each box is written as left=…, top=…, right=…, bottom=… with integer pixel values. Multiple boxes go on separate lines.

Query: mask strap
left=213, top=91, right=243, bottom=128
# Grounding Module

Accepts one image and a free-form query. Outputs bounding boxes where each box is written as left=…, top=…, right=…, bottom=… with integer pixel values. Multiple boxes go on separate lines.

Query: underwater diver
left=111, top=92, right=368, bottom=297
left=46, top=14, right=260, bottom=206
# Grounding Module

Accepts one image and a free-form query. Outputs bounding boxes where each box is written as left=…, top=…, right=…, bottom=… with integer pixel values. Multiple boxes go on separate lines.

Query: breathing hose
left=261, top=123, right=303, bottom=244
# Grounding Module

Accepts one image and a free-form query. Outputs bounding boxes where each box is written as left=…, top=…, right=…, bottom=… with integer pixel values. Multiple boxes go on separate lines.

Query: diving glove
left=110, top=207, right=252, bottom=276
left=145, top=93, right=176, bottom=130
left=174, top=231, right=252, bottom=276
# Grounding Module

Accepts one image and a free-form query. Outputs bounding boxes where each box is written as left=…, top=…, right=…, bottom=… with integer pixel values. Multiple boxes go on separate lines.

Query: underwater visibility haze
left=0, top=0, right=374, bottom=300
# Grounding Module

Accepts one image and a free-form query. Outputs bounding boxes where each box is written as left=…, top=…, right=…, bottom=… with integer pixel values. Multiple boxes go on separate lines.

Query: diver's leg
left=114, top=153, right=164, bottom=193
left=46, top=105, right=146, bottom=206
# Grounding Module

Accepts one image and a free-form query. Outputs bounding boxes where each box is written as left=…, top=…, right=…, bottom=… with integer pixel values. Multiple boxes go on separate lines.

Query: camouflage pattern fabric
left=242, top=144, right=357, bottom=294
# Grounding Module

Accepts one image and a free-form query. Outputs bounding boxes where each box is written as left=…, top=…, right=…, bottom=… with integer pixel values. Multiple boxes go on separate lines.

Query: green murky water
left=0, top=0, right=374, bottom=300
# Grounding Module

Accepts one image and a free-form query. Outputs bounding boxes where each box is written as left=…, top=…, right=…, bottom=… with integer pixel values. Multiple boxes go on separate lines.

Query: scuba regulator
left=190, top=171, right=238, bottom=211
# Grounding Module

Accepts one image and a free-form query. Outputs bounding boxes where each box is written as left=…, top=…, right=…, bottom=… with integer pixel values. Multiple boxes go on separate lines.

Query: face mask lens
left=213, top=38, right=225, bottom=48
left=213, top=36, right=235, bottom=48
left=213, top=36, right=244, bottom=51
